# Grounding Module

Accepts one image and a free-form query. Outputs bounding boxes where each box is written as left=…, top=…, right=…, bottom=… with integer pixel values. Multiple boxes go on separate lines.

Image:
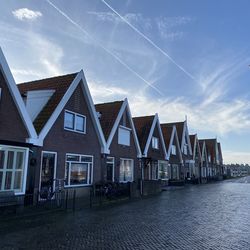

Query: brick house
left=161, top=121, right=193, bottom=181
left=189, top=134, right=202, bottom=183
left=0, top=48, right=38, bottom=199
left=201, top=139, right=221, bottom=181
left=133, top=114, right=168, bottom=194
left=160, top=124, right=183, bottom=183
left=17, top=70, right=107, bottom=200
left=95, top=99, right=142, bottom=195
left=199, top=140, right=208, bottom=183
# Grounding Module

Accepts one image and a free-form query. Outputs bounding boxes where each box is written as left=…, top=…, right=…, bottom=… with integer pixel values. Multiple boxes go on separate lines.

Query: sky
left=0, top=0, right=250, bottom=164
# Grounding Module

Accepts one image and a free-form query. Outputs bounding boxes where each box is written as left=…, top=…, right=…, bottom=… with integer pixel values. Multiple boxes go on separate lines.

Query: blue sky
left=1, top=0, right=250, bottom=164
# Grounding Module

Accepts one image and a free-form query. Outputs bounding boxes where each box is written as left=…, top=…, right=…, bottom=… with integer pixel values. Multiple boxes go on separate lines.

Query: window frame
left=152, top=136, right=159, bottom=150
left=65, top=153, right=93, bottom=187
left=118, top=126, right=131, bottom=146
left=171, top=145, right=176, bottom=155
left=64, top=110, right=86, bottom=134
left=0, top=145, right=29, bottom=195
left=106, top=157, right=115, bottom=182
left=119, top=158, right=134, bottom=183
left=158, top=160, right=168, bottom=180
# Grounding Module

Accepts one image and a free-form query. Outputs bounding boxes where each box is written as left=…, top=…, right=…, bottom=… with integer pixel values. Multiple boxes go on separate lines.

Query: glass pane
left=64, top=112, right=74, bottom=129
left=40, top=153, right=55, bottom=193
left=14, top=171, right=22, bottom=190
left=81, top=156, right=92, bottom=163
left=7, top=151, right=14, bottom=169
left=107, top=163, right=113, bottom=181
left=0, top=150, right=5, bottom=169
left=16, top=152, right=24, bottom=170
left=76, top=115, right=85, bottom=132
left=65, top=162, right=70, bottom=185
left=0, top=172, right=2, bottom=190
left=70, top=163, right=88, bottom=185
left=66, top=155, right=80, bottom=162
left=125, top=160, right=133, bottom=182
left=4, top=172, right=12, bottom=190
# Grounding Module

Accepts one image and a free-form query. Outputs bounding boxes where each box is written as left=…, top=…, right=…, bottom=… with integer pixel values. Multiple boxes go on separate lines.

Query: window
left=183, top=144, right=188, bottom=155
left=119, top=158, right=133, bottom=182
left=64, top=111, right=86, bottom=133
left=65, top=154, right=93, bottom=186
left=172, top=164, right=179, bottom=180
left=152, top=137, right=159, bottom=149
left=158, top=161, right=168, bottom=180
left=0, top=88, right=2, bottom=100
left=118, top=126, right=130, bottom=146
left=106, top=157, right=114, bottom=182
left=171, top=145, right=176, bottom=155
left=0, top=146, right=27, bottom=194
left=151, top=161, right=158, bottom=180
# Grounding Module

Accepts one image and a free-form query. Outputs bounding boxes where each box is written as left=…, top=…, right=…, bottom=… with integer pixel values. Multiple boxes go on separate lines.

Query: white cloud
left=156, top=16, right=193, bottom=41
left=12, top=8, right=42, bottom=21
left=223, top=150, right=250, bottom=164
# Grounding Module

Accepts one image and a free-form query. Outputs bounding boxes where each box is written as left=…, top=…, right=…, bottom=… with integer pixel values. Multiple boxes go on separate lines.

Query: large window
left=152, top=137, right=159, bottom=149
left=158, top=161, right=168, bottom=180
left=119, top=158, right=133, bottom=182
left=65, top=154, right=93, bottom=187
left=118, top=126, right=130, bottom=146
left=64, top=110, right=86, bottom=133
left=0, top=146, right=27, bottom=194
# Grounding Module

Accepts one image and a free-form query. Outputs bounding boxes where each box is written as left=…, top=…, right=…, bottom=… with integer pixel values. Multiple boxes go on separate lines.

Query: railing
left=90, top=182, right=131, bottom=207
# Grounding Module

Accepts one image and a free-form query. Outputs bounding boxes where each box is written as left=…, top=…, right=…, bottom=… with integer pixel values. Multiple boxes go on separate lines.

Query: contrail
left=46, top=0, right=163, bottom=96
left=101, top=0, right=197, bottom=82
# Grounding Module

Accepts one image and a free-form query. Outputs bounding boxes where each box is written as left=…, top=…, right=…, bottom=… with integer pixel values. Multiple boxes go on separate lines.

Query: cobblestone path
left=1, top=179, right=250, bottom=250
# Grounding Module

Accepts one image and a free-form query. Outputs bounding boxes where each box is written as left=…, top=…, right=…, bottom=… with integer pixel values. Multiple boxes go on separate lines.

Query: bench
left=0, top=191, right=22, bottom=213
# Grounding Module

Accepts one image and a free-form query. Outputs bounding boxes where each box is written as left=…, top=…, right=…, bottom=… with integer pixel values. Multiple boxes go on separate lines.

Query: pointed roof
left=189, top=134, right=196, bottom=152
left=95, top=101, right=123, bottom=141
left=133, top=115, right=155, bottom=153
left=19, top=70, right=107, bottom=151
left=95, top=98, right=141, bottom=157
left=160, top=123, right=174, bottom=150
left=18, top=73, right=77, bottom=133
left=0, top=47, right=38, bottom=144
left=200, top=138, right=217, bottom=163
left=165, top=121, right=185, bottom=145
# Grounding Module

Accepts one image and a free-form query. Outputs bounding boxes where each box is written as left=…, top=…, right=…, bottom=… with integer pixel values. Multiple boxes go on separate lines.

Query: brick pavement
left=0, top=180, right=250, bottom=250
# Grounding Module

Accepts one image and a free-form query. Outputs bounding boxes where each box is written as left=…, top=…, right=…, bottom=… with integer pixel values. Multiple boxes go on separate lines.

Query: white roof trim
left=0, top=47, right=38, bottom=144
left=192, top=135, right=202, bottom=161
left=106, top=98, right=142, bottom=158
left=143, top=114, right=167, bottom=159
left=37, top=70, right=108, bottom=153
left=181, top=120, right=193, bottom=155
left=167, top=125, right=183, bottom=163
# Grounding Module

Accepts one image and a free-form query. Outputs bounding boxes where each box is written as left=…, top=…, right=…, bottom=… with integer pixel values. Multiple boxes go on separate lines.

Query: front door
left=106, top=157, right=114, bottom=182
left=39, top=151, right=57, bottom=200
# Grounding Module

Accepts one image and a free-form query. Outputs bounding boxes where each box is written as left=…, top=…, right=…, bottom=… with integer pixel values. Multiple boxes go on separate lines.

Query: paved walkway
left=1, top=178, right=250, bottom=250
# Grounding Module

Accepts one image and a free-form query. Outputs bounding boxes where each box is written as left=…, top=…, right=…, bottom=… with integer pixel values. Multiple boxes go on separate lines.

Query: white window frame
left=158, top=160, right=168, bottom=180
left=171, top=145, right=176, bottom=155
left=64, top=110, right=86, bottom=134
left=152, top=136, right=159, bottom=150
left=118, top=126, right=131, bottom=146
left=119, top=158, right=134, bottom=183
left=0, top=145, right=29, bottom=195
left=65, top=153, right=93, bottom=187
left=106, top=157, right=115, bottom=182
left=39, top=151, right=57, bottom=199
